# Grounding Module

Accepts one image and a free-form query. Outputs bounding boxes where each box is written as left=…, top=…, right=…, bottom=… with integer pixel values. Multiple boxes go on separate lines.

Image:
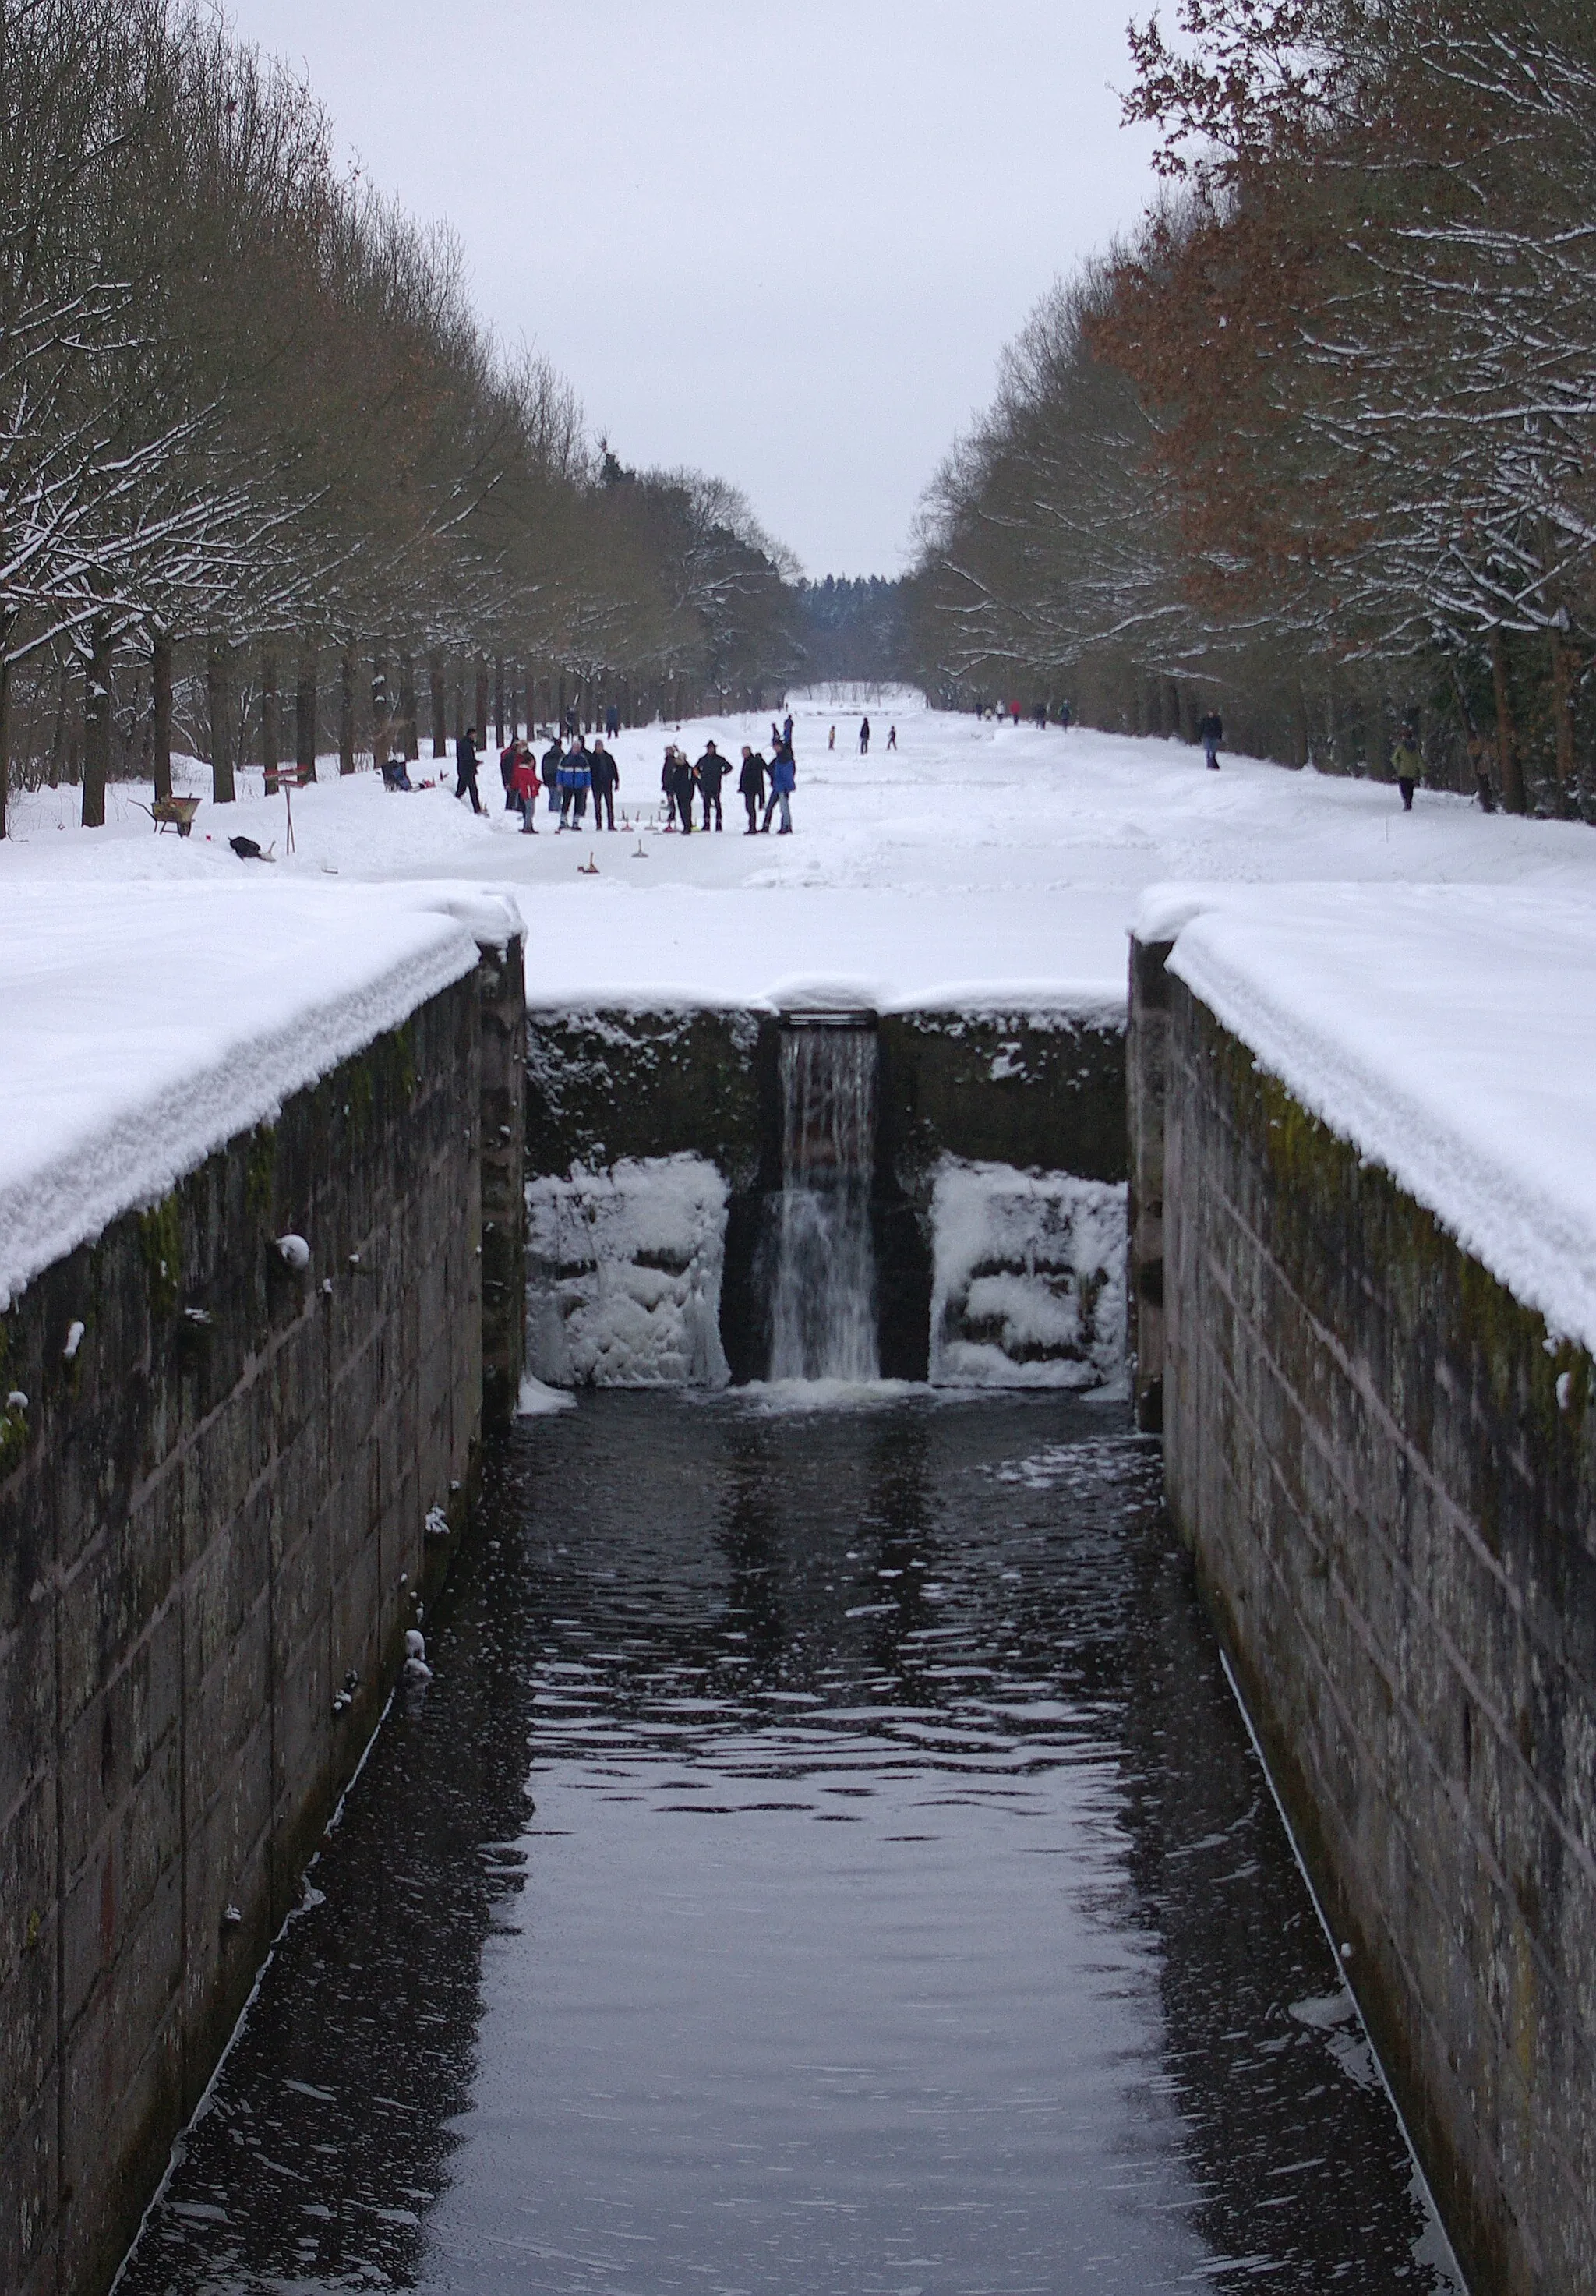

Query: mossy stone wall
left=0, top=970, right=487, bottom=2296
left=1160, top=965, right=1596, bottom=2296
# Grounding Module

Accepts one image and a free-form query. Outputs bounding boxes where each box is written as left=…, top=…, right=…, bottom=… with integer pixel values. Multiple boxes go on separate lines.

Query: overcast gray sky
left=224, top=2, right=1161, bottom=577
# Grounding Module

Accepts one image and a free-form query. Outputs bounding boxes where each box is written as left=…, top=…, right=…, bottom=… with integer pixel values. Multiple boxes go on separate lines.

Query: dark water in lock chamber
left=118, top=1392, right=1461, bottom=2296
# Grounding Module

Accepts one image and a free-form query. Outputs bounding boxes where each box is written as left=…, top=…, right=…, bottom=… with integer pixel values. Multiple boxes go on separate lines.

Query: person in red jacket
left=510, top=740, right=539, bottom=833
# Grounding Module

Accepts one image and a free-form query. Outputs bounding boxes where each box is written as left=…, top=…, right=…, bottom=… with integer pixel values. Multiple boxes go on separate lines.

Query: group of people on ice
left=465, top=714, right=799, bottom=835
left=661, top=721, right=797, bottom=834
left=476, top=730, right=621, bottom=832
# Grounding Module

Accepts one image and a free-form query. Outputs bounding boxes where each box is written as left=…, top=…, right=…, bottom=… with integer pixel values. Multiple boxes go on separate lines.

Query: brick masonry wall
left=1156, top=957, right=1596, bottom=2296
left=0, top=966, right=490, bottom=2296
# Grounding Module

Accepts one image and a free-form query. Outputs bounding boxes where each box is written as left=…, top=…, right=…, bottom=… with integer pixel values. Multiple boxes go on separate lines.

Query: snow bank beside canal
left=1146, top=883, right=1596, bottom=1356
left=0, top=879, right=514, bottom=1307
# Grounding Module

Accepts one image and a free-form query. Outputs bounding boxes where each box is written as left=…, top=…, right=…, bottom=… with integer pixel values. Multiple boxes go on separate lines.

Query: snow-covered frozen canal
left=118, top=1393, right=1460, bottom=2294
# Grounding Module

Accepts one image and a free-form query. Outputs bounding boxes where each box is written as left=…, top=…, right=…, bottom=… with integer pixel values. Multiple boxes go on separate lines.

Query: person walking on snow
left=1199, top=709, right=1223, bottom=771
left=1391, top=725, right=1422, bottom=812
left=887, top=725, right=897, bottom=750
left=499, top=735, right=519, bottom=810
left=455, top=726, right=483, bottom=812
left=694, top=740, right=728, bottom=831
left=590, top=739, right=620, bottom=828
left=782, top=712, right=793, bottom=750
left=828, top=724, right=836, bottom=751
left=763, top=737, right=796, bottom=833
left=858, top=715, right=870, bottom=754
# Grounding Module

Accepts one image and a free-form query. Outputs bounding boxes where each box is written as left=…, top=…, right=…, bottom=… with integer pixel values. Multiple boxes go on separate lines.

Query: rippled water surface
left=121, top=1392, right=1461, bottom=2294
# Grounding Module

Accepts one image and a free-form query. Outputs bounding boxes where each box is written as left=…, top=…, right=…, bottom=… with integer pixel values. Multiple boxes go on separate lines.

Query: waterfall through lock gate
left=767, top=1018, right=880, bottom=1381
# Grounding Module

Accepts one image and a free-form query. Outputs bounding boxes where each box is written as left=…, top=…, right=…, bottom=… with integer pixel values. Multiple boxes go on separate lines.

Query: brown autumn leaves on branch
left=912, top=0, right=1596, bottom=810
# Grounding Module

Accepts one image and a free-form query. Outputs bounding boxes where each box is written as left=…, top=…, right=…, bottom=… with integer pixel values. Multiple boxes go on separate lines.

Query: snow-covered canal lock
left=116, top=1390, right=1461, bottom=2294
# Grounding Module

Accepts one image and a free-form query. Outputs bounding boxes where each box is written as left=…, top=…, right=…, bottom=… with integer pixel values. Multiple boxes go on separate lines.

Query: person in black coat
left=1199, top=710, right=1223, bottom=770
left=738, top=746, right=767, bottom=834
left=662, top=745, right=693, bottom=832
left=455, top=726, right=483, bottom=812
left=694, top=740, right=728, bottom=831
left=590, top=740, right=620, bottom=828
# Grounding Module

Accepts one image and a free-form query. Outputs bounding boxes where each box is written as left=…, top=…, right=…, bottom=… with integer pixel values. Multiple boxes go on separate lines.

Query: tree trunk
left=205, top=633, right=234, bottom=807
left=1491, top=626, right=1525, bottom=813
left=48, top=662, right=65, bottom=789
left=340, top=639, right=356, bottom=774
left=494, top=655, right=505, bottom=748
left=86, top=619, right=116, bottom=822
left=427, top=652, right=445, bottom=758
left=372, top=652, right=389, bottom=761
left=150, top=629, right=173, bottom=801
left=261, top=646, right=280, bottom=795
left=0, top=619, right=13, bottom=841
left=475, top=655, right=489, bottom=744
left=452, top=662, right=464, bottom=744
left=1552, top=631, right=1577, bottom=814
left=399, top=653, right=418, bottom=761
left=295, top=645, right=317, bottom=782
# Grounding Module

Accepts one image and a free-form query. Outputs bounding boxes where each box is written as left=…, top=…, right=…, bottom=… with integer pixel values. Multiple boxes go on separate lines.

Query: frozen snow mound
left=0, top=878, right=503, bottom=1309
left=1153, top=882, right=1596, bottom=1357
left=525, top=1153, right=730, bottom=1388
left=930, top=1157, right=1127, bottom=1392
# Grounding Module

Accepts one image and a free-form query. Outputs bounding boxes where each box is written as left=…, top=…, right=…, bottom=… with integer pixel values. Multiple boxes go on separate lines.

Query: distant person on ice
left=590, top=738, right=620, bottom=828
left=1391, top=724, right=1423, bottom=812
left=694, top=740, right=727, bottom=831
left=1199, top=709, right=1223, bottom=771
left=859, top=716, right=870, bottom=754
left=887, top=725, right=897, bottom=750
left=828, top=724, right=836, bottom=750
left=455, top=725, right=483, bottom=813
left=739, top=745, right=767, bottom=832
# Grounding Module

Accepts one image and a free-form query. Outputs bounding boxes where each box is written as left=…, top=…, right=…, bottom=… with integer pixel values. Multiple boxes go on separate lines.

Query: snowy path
left=6, top=690, right=1596, bottom=1333
left=6, top=689, right=1594, bottom=1014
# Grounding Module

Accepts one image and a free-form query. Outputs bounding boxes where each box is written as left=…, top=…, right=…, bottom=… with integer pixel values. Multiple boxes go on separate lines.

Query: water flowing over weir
left=767, top=1016, right=880, bottom=1380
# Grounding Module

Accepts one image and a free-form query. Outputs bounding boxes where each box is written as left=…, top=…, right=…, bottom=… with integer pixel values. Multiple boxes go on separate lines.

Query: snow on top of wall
left=0, top=878, right=509, bottom=1307
left=1158, top=884, right=1596, bottom=1355
left=514, top=885, right=1132, bottom=1025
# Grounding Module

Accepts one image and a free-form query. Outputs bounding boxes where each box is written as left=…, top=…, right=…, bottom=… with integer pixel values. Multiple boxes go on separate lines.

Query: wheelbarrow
left=139, top=794, right=201, bottom=835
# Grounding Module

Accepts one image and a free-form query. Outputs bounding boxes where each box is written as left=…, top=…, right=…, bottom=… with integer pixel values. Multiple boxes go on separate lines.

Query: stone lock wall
left=0, top=938, right=525, bottom=2296
left=1146, top=948, right=1596, bottom=2296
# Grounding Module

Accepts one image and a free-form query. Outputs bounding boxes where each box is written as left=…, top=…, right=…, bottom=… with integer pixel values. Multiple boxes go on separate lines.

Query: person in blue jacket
left=558, top=735, right=592, bottom=827
left=762, top=736, right=796, bottom=833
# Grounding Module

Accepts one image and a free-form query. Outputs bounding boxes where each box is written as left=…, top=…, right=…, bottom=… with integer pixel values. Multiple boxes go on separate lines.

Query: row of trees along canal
left=906, top=0, right=1596, bottom=817
left=0, top=0, right=850, bottom=836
